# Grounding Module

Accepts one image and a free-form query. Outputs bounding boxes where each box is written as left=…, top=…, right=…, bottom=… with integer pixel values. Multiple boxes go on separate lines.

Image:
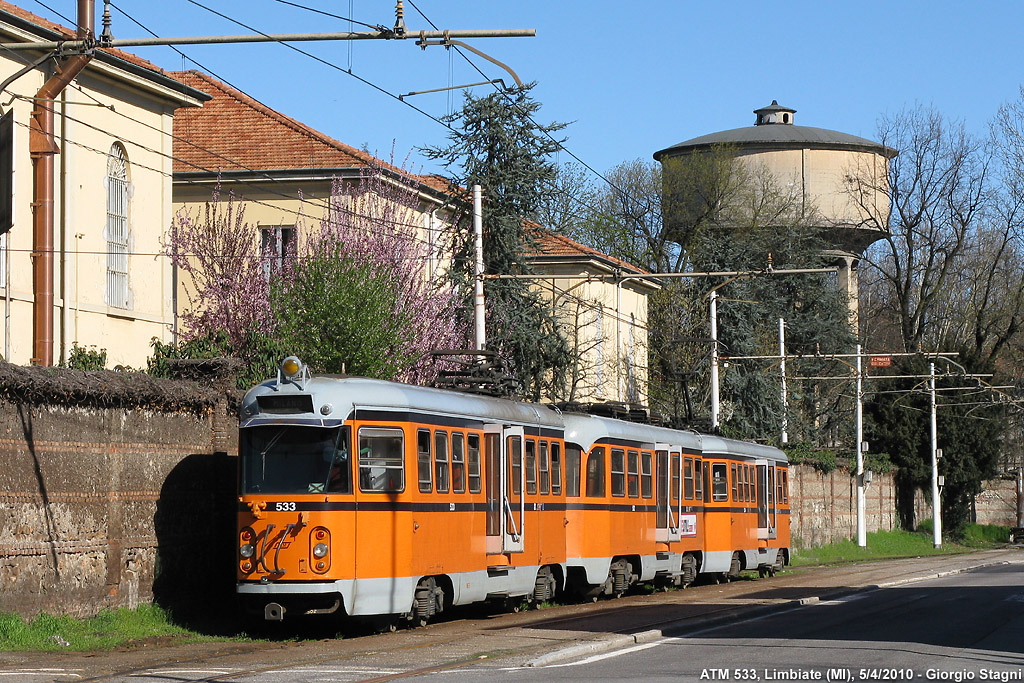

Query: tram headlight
left=312, top=543, right=328, bottom=558
left=281, top=356, right=302, bottom=379
left=239, top=543, right=255, bottom=558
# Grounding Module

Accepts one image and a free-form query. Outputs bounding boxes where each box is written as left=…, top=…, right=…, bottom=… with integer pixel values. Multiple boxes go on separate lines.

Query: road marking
left=130, top=670, right=234, bottom=677
left=545, top=641, right=662, bottom=668
left=0, top=672, right=81, bottom=678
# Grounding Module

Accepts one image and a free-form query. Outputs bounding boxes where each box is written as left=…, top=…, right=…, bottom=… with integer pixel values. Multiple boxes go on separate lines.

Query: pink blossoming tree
left=164, top=162, right=467, bottom=384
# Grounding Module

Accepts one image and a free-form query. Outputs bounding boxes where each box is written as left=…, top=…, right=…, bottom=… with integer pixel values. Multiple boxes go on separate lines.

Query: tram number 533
left=275, top=502, right=297, bottom=511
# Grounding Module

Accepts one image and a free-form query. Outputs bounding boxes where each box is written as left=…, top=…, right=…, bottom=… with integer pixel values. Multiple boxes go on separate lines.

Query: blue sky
left=25, top=1, right=1024, bottom=181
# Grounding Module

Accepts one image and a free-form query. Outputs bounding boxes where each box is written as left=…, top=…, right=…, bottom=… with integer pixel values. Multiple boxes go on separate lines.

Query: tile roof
left=169, top=70, right=454, bottom=195
left=528, top=228, right=653, bottom=278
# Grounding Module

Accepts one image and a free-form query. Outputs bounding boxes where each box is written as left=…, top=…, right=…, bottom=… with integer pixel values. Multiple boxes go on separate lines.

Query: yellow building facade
left=0, top=2, right=206, bottom=368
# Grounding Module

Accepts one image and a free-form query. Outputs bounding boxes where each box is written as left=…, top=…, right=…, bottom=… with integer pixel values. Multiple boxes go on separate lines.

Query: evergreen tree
left=423, top=85, right=572, bottom=400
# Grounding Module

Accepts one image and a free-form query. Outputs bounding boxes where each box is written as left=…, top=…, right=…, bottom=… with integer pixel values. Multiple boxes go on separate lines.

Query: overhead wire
left=9, top=2, right=659, bottom=355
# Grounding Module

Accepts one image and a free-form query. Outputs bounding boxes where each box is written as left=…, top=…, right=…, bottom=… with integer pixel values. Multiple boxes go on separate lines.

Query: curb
left=525, top=556, right=1014, bottom=668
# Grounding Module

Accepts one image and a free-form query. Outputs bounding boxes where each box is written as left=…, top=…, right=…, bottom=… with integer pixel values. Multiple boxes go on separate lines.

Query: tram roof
left=561, top=412, right=786, bottom=463
left=241, top=375, right=564, bottom=430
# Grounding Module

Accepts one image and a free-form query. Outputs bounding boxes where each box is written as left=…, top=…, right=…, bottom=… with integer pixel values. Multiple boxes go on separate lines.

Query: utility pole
left=710, top=289, right=719, bottom=431
left=855, top=344, right=866, bottom=547
left=930, top=362, right=942, bottom=548
left=779, top=318, right=787, bottom=444
left=473, top=185, right=485, bottom=352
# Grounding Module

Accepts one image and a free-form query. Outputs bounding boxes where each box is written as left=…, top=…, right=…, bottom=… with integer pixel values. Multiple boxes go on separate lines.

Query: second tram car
left=236, top=357, right=790, bottom=624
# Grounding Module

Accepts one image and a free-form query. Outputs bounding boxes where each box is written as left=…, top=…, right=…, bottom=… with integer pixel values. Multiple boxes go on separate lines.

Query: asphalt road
left=4, top=549, right=1022, bottom=682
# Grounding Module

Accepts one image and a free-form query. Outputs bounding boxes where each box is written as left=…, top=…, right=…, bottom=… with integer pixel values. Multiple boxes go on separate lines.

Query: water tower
left=654, top=101, right=896, bottom=321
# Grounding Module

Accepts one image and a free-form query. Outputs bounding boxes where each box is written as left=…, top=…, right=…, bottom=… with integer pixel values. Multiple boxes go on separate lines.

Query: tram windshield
left=240, top=425, right=352, bottom=494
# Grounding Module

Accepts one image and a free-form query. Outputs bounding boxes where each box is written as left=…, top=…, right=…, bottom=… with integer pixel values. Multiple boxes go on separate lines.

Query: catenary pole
left=856, top=344, right=866, bottom=547
left=779, top=318, right=787, bottom=444
left=930, top=362, right=942, bottom=548
left=710, top=289, right=719, bottom=431
left=473, top=185, right=485, bottom=352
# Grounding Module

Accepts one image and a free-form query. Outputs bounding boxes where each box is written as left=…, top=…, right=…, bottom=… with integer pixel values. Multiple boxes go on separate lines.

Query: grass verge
left=791, top=524, right=1009, bottom=566
left=0, top=604, right=219, bottom=651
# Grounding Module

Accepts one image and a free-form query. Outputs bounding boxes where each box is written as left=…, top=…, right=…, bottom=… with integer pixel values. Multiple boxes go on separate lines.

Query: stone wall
left=788, top=463, right=899, bottom=548
left=0, top=365, right=238, bottom=618
left=971, top=476, right=1019, bottom=527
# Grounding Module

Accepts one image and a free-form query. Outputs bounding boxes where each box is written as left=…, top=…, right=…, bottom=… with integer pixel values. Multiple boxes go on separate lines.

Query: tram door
left=484, top=424, right=525, bottom=554
left=755, top=460, right=778, bottom=540
left=655, top=444, right=682, bottom=542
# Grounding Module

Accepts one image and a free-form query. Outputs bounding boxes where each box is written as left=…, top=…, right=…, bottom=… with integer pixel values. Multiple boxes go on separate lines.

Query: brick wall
left=0, top=367, right=238, bottom=618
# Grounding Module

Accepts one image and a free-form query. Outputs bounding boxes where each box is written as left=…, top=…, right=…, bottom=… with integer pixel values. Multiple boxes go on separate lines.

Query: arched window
left=105, top=143, right=131, bottom=309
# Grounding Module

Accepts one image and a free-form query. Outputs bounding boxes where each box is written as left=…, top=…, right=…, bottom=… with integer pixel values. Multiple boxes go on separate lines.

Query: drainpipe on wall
left=30, top=0, right=94, bottom=366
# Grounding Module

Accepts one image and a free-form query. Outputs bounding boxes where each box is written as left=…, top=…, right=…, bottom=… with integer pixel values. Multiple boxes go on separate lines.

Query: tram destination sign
left=869, top=355, right=892, bottom=368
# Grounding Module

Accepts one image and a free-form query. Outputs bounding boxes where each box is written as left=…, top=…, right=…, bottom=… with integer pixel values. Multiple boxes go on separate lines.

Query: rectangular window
left=768, top=466, right=775, bottom=505
left=358, top=427, right=404, bottom=492
left=627, top=450, right=639, bottom=498
left=671, top=454, right=680, bottom=502
left=434, top=431, right=449, bottom=494
left=260, top=226, right=296, bottom=280
left=525, top=439, right=537, bottom=495
left=694, top=459, right=704, bottom=502
left=509, top=436, right=522, bottom=495
left=565, top=445, right=581, bottom=497
left=641, top=451, right=653, bottom=499
left=746, top=465, right=753, bottom=502
left=417, top=429, right=432, bottom=493
left=586, top=447, right=606, bottom=498
left=611, top=448, right=626, bottom=497
left=684, top=457, right=694, bottom=500
left=551, top=443, right=562, bottom=495
left=467, top=433, right=481, bottom=493
left=539, top=441, right=550, bottom=495
left=451, top=432, right=466, bottom=494
left=782, top=469, right=789, bottom=503
left=712, top=462, right=729, bottom=502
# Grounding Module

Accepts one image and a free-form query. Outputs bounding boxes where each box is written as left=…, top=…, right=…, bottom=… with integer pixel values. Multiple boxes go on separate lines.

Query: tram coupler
left=264, top=602, right=285, bottom=621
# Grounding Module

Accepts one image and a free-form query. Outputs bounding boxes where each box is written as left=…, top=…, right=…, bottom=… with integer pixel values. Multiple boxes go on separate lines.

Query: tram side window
left=565, top=445, right=582, bottom=497
left=509, top=436, right=522, bottom=495
left=539, top=441, right=550, bottom=495
left=768, top=467, right=775, bottom=505
left=739, top=465, right=747, bottom=502
left=683, top=457, right=694, bottom=500
left=781, top=469, right=789, bottom=503
left=694, top=459, right=704, bottom=502
left=611, top=448, right=626, bottom=497
left=452, top=432, right=466, bottom=494
left=626, top=450, right=640, bottom=498
left=525, top=439, right=537, bottom=495
left=746, top=465, right=754, bottom=502
left=641, top=451, right=652, bottom=499
left=467, top=433, right=482, bottom=493
left=417, top=429, right=432, bottom=493
left=358, top=427, right=404, bottom=492
left=711, top=463, right=729, bottom=502
left=586, top=447, right=606, bottom=498
left=672, top=454, right=680, bottom=502
left=434, top=431, right=450, bottom=494
left=551, top=443, right=562, bottom=495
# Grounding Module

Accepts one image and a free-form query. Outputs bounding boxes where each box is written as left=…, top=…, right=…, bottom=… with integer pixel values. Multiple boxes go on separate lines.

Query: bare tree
left=848, top=105, right=989, bottom=352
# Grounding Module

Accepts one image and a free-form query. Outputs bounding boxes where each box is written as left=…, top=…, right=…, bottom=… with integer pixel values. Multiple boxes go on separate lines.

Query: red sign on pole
left=869, top=355, right=892, bottom=368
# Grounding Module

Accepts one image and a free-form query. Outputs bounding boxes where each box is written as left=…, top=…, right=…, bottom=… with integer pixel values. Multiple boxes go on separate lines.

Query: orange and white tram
left=235, top=357, right=790, bottom=623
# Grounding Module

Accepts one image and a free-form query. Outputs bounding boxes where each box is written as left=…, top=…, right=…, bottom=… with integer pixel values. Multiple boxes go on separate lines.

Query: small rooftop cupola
left=754, top=100, right=796, bottom=126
